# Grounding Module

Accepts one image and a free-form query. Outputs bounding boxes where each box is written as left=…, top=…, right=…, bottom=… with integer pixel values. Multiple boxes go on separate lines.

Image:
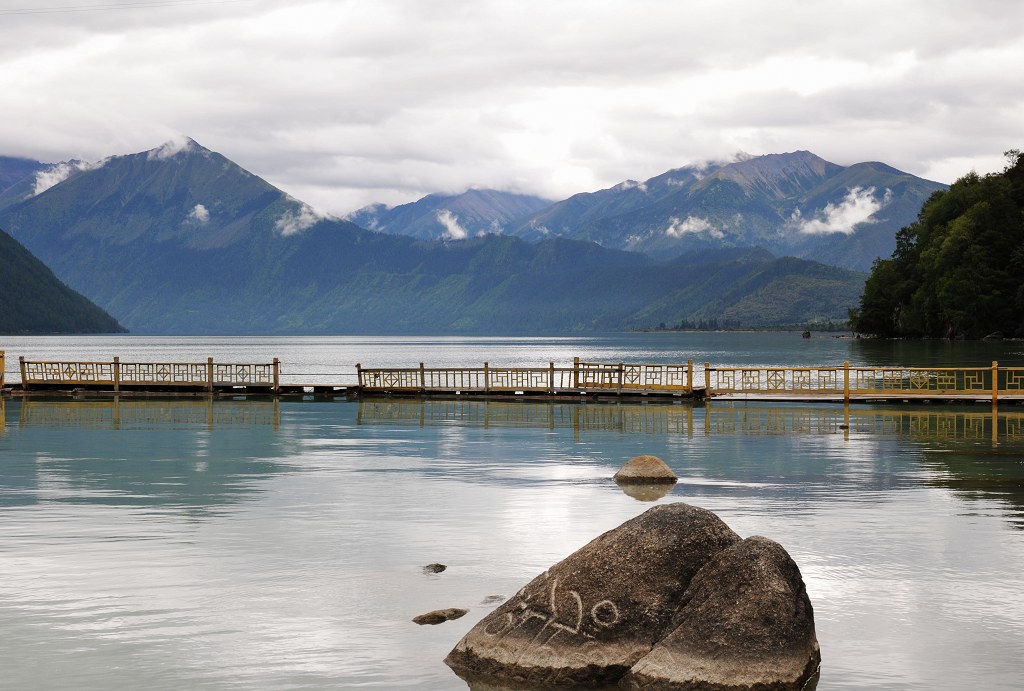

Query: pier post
left=573, top=357, right=579, bottom=389
left=0, top=350, right=4, bottom=389
left=687, top=359, right=693, bottom=394
left=484, top=362, right=490, bottom=393
left=113, top=356, right=120, bottom=394
left=617, top=362, right=624, bottom=395
left=419, top=362, right=426, bottom=392
left=704, top=362, right=712, bottom=396
left=843, top=361, right=850, bottom=404
left=992, top=361, right=999, bottom=406
left=355, top=363, right=363, bottom=388
left=206, top=357, right=214, bottom=394
left=273, top=358, right=280, bottom=394
left=549, top=361, right=555, bottom=393
left=19, top=356, right=28, bottom=390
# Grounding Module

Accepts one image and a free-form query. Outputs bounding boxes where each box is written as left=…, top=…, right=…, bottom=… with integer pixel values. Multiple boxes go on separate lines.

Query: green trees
left=853, top=150, right=1024, bottom=338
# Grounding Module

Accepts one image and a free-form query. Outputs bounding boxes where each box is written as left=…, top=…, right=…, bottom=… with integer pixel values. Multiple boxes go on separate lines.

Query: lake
left=1, top=333, right=1024, bottom=690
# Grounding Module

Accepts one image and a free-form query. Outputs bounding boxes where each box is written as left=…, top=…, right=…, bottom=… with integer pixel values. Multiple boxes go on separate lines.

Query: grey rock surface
left=622, top=536, right=820, bottom=690
left=445, top=503, right=741, bottom=687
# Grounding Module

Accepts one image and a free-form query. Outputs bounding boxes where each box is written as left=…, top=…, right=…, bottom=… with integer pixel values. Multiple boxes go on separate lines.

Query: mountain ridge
left=0, top=139, right=865, bottom=334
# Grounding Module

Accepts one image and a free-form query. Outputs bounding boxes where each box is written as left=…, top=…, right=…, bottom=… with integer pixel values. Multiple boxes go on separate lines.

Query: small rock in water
left=423, top=563, right=447, bottom=574
left=480, top=595, right=505, bottom=605
left=413, top=608, right=468, bottom=625
left=613, top=454, right=678, bottom=484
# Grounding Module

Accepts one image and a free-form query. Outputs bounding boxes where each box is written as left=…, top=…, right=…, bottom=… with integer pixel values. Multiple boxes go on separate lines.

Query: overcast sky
left=0, top=0, right=1021, bottom=215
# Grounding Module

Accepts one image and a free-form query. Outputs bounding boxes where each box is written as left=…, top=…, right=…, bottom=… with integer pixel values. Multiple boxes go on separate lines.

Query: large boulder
left=446, top=503, right=820, bottom=690
left=445, top=503, right=742, bottom=687
left=622, top=536, right=820, bottom=690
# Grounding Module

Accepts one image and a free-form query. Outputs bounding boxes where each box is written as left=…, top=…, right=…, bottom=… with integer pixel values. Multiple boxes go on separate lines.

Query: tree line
left=852, top=150, right=1024, bottom=338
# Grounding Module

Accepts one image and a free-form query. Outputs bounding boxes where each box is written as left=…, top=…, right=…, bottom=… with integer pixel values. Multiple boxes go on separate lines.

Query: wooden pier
left=2, top=351, right=1024, bottom=404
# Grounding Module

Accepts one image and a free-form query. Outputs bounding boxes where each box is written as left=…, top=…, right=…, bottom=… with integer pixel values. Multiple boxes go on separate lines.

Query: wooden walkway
left=2, top=351, right=1024, bottom=404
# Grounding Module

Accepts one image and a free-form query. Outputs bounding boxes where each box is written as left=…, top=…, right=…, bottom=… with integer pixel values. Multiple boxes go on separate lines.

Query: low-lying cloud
left=437, top=209, right=468, bottom=240
left=793, top=186, right=892, bottom=235
left=275, top=202, right=322, bottom=236
left=33, top=159, right=105, bottom=196
left=666, top=215, right=724, bottom=239
left=188, top=203, right=210, bottom=224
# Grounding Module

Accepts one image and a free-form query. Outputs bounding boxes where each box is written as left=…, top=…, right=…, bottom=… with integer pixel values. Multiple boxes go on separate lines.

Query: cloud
left=666, top=216, right=724, bottom=239
left=32, top=159, right=105, bottom=196
left=188, top=203, right=210, bottom=224
left=0, top=1, right=1020, bottom=214
left=147, top=136, right=197, bottom=161
left=275, top=202, right=322, bottom=236
left=615, top=179, right=647, bottom=192
left=436, top=209, right=468, bottom=240
left=793, top=187, right=892, bottom=235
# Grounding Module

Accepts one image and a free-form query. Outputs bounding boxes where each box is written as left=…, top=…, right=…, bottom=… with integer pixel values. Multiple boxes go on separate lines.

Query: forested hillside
left=0, top=226, right=125, bottom=334
left=853, top=150, right=1024, bottom=338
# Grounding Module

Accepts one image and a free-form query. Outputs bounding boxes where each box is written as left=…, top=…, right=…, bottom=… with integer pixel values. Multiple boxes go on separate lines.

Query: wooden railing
left=356, top=358, right=696, bottom=394
left=17, top=356, right=281, bottom=392
left=705, top=361, right=1024, bottom=402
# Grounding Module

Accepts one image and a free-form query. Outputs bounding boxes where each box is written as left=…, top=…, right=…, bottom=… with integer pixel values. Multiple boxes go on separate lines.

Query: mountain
left=0, top=155, right=47, bottom=194
left=0, top=225, right=125, bottom=334
left=346, top=189, right=552, bottom=240
left=0, top=139, right=864, bottom=334
left=504, top=152, right=946, bottom=271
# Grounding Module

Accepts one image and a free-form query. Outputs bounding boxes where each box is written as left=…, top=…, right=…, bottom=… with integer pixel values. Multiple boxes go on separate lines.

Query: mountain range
left=0, top=139, right=874, bottom=334
left=350, top=152, right=945, bottom=271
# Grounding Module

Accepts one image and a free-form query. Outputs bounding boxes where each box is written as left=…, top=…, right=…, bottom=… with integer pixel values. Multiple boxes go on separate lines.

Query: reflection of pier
left=16, top=398, right=281, bottom=429
left=356, top=398, right=1024, bottom=445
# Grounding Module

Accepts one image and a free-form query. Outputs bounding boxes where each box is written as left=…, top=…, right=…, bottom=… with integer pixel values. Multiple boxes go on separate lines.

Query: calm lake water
left=2, top=333, right=1024, bottom=690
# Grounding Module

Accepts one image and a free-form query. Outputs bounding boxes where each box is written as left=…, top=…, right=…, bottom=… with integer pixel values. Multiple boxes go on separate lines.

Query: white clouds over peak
left=793, top=187, right=892, bottom=235
left=32, top=159, right=105, bottom=196
left=148, top=136, right=197, bottom=161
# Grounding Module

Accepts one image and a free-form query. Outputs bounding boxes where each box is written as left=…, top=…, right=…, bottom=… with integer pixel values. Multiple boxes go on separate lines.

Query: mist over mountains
left=0, top=139, right=883, bottom=334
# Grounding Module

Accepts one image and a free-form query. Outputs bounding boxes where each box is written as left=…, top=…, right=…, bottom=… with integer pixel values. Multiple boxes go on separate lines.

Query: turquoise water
left=2, top=334, right=1024, bottom=689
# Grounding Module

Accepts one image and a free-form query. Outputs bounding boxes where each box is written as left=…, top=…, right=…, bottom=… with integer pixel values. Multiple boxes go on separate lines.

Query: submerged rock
left=414, top=608, right=468, bottom=625
left=423, top=563, right=447, bottom=574
left=445, top=503, right=820, bottom=690
left=445, top=503, right=741, bottom=687
left=613, top=455, right=678, bottom=484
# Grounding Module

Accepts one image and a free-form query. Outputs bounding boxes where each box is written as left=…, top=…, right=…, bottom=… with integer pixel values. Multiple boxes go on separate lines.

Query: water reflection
left=1, top=397, right=289, bottom=512
left=357, top=397, right=1024, bottom=443
left=18, top=396, right=280, bottom=429
left=357, top=398, right=1024, bottom=528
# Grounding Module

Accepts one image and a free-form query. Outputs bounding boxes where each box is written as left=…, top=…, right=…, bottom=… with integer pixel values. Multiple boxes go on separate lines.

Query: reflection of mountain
left=920, top=447, right=1024, bottom=530
left=1, top=398, right=289, bottom=511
